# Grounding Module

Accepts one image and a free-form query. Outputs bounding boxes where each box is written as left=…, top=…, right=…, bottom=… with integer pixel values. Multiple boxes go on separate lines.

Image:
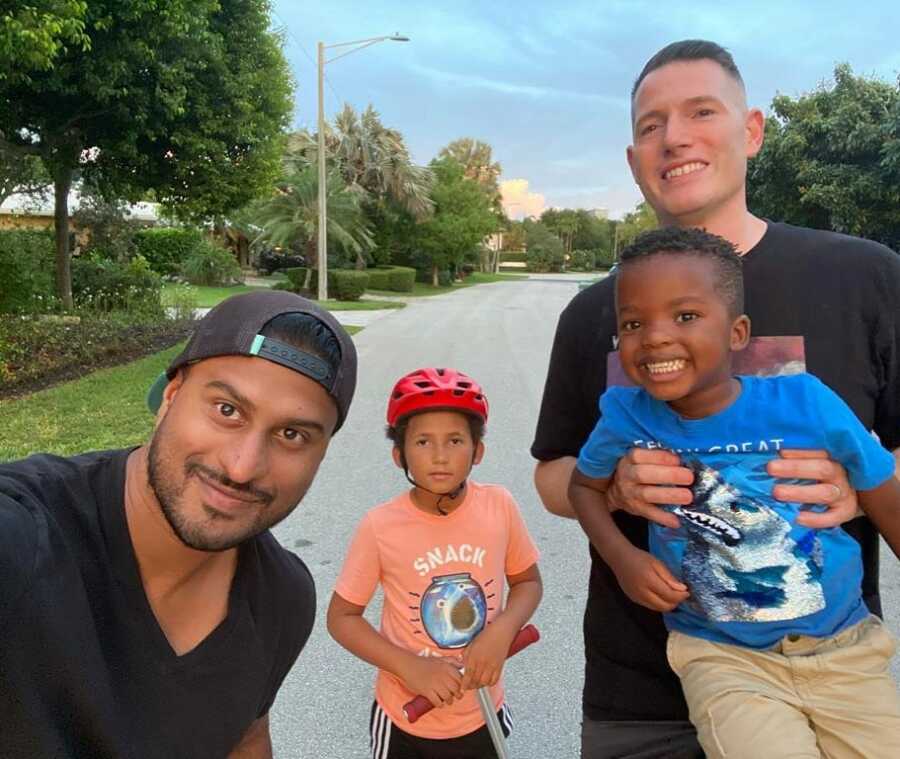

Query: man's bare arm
left=228, top=714, right=272, bottom=759
left=534, top=458, right=578, bottom=519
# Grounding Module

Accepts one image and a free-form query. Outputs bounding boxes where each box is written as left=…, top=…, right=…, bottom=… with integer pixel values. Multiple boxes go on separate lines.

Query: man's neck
left=124, top=448, right=236, bottom=597
left=661, top=202, right=768, bottom=255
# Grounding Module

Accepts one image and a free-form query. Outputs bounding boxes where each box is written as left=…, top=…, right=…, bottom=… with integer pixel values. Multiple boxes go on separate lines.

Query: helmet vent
left=457, top=381, right=472, bottom=388
left=436, top=368, right=446, bottom=376
left=414, top=380, right=432, bottom=388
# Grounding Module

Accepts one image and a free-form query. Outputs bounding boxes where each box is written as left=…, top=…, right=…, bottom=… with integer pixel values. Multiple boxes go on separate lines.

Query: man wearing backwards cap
left=0, top=291, right=357, bottom=758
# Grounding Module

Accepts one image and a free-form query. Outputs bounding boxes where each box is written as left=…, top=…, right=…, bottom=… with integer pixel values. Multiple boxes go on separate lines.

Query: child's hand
left=400, top=655, right=464, bottom=708
left=612, top=547, right=688, bottom=612
left=460, top=621, right=515, bottom=691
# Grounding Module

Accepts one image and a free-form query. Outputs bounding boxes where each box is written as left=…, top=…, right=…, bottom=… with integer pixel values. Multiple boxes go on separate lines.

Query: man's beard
left=147, top=414, right=276, bottom=552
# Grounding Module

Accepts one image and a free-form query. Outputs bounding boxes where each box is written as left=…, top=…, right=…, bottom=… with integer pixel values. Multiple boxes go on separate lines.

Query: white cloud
left=501, top=179, right=546, bottom=219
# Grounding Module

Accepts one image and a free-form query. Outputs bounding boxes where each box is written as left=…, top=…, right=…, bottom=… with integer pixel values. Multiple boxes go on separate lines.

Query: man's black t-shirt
left=0, top=449, right=315, bottom=758
left=531, top=222, right=900, bottom=721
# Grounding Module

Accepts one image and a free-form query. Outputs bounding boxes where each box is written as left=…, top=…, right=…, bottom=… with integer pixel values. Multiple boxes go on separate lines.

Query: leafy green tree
left=615, top=201, right=657, bottom=252
left=438, top=138, right=502, bottom=211
left=0, top=148, right=50, bottom=206
left=748, top=64, right=900, bottom=249
left=415, top=157, right=497, bottom=285
left=0, top=0, right=89, bottom=83
left=253, top=166, right=373, bottom=291
left=286, top=104, right=433, bottom=267
left=0, top=0, right=291, bottom=308
left=523, top=219, right=564, bottom=272
left=501, top=220, right=526, bottom=251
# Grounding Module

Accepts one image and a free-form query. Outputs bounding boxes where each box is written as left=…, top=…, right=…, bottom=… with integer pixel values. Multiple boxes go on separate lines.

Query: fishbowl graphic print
left=419, top=572, right=487, bottom=649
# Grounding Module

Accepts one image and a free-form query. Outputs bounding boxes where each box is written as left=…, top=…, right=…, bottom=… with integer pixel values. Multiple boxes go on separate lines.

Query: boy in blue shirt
left=569, top=227, right=900, bottom=758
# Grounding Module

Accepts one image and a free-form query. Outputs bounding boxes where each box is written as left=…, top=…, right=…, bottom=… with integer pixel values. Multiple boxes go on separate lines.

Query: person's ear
left=745, top=108, right=765, bottom=159
left=626, top=145, right=638, bottom=183
left=155, top=370, right=186, bottom=424
left=472, top=440, right=485, bottom=466
left=391, top=446, right=404, bottom=470
left=731, top=314, right=751, bottom=351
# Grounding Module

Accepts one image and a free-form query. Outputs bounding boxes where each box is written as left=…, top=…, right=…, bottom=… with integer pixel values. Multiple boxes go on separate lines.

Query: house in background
left=0, top=186, right=162, bottom=251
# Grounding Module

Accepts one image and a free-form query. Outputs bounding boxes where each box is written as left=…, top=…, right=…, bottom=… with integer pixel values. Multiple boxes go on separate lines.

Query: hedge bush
left=72, top=256, right=163, bottom=313
left=0, top=310, right=192, bottom=392
left=180, top=241, right=243, bottom=286
left=282, top=267, right=369, bottom=300
left=595, top=247, right=617, bottom=268
left=366, top=265, right=415, bottom=292
left=500, top=251, right=527, bottom=264
left=0, top=230, right=55, bottom=313
left=569, top=249, right=596, bottom=271
left=134, top=228, right=205, bottom=276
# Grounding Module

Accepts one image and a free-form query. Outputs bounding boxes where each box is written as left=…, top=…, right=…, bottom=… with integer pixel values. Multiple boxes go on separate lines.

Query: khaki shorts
left=667, top=615, right=900, bottom=758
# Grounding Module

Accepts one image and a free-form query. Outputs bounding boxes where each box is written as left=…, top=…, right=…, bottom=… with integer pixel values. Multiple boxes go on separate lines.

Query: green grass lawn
left=368, top=271, right=527, bottom=298
left=0, top=326, right=362, bottom=462
left=163, top=283, right=404, bottom=311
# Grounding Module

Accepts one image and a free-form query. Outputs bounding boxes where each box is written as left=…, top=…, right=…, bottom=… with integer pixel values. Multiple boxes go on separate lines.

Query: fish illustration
left=674, top=460, right=825, bottom=623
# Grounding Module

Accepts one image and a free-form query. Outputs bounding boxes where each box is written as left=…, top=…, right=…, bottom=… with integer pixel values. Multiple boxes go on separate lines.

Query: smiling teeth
left=646, top=359, right=686, bottom=374
left=664, top=162, right=705, bottom=179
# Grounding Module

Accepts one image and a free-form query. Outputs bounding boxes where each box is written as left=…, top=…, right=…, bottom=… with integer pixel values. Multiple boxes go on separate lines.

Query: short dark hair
left=618, top=226, right=744, bottom=315
left=386, top=411, right=486, bottom=454
left=631, top=39, right=744, bottom=102
left=260, top=312, right=342, bottom=377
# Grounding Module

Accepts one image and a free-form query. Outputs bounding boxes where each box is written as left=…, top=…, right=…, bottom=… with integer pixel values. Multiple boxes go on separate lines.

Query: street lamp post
left=317, top=34, right=409, bottom=301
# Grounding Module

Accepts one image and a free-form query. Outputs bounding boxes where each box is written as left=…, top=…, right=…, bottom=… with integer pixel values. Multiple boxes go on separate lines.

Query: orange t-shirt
left=333, top=481, right=540, bottom=739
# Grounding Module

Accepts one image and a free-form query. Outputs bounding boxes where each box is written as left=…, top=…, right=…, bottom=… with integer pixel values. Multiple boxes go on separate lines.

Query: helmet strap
left=401, top=451, right=473, bottom=516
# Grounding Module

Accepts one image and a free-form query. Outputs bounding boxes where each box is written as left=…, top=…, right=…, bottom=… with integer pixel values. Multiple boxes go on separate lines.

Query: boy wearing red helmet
left=328, top=368, right=543, bottom=758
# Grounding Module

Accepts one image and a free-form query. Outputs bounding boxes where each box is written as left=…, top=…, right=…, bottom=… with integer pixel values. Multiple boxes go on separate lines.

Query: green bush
left=0, top=230, right=56, bottom=313
left=366, top=265, right=415, bottom=292
left=500, top=251, right=527, bottom=264
left=570, top=249, right=596, bottom=271
left=180, top=241, right=243, bottom=286
left=330, top=269, right=368, bottom=301
left=72, top=255, right=163, bottom=314
left=595, top=247, right=617, bottom=268
left=0, top=310, right=192, bottom=391
left=134, top=228, right=205, bottom=275
left=281, top=267, right=368, bottom=300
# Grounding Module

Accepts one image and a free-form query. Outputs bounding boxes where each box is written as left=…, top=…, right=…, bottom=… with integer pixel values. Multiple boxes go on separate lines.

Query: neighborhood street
left=268, top=276, right=900, bottom=758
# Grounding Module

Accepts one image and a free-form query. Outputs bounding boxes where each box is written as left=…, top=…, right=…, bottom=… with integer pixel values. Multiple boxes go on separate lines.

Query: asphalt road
left=268, top=275, right=900, bottom=758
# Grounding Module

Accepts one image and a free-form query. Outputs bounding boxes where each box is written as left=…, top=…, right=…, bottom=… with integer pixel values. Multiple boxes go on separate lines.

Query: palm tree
left=285, top=103, right=433, bottom=224
left=438, top=137, right=502, bottom=211
left=253, top=166, right=373, bottom=292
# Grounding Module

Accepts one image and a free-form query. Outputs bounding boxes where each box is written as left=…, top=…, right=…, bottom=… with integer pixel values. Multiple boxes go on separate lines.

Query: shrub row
left=134, top=228, right=205, bottom=276
left=365, top=265, right=415, bottom=293
left=72, top=256, right=163, bottom=313
left=0, top=310, right=192, bottom=392
left=0, top=230, right=55, bottom=313
left=282, top=268, right=369, bottom=301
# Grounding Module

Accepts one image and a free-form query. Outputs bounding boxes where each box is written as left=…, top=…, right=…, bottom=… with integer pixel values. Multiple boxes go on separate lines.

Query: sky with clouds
left=272, top=1, right=900, bottom=219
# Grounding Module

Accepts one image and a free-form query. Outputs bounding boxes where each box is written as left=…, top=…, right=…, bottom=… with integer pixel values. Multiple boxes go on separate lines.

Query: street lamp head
left=389, top=34, right=410, bottom=42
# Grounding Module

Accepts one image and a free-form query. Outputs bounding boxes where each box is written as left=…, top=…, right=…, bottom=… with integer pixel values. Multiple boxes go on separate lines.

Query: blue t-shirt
left=576, top=373, right=895, bottom=649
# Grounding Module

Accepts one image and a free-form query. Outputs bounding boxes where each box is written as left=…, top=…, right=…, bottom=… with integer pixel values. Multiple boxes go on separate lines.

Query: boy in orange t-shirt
left=328, top=367, right=542, bottom=758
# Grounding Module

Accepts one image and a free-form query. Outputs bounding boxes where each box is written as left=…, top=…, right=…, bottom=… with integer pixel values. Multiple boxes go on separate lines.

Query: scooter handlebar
left=402, top=624, right=540, bottom=723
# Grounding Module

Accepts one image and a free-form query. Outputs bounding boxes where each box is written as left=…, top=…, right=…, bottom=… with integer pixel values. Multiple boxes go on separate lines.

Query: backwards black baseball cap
left=147, top=290, right=357, bottom=432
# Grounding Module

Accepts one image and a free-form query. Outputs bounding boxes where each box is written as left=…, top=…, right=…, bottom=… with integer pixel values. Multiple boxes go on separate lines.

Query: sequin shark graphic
left=672, top=460, right=825, bottom=623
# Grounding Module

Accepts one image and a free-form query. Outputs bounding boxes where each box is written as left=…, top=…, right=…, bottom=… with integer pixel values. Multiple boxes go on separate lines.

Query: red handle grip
left=402, top=624, right=540, bottom=723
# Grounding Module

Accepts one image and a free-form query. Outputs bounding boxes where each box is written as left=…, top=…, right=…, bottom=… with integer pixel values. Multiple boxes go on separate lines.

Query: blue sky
left=272, top=1, right=900, bottom=219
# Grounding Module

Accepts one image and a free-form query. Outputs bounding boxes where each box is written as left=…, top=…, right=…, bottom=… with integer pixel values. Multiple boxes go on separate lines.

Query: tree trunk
left=304, top=240, right=315, bottom=292
left=53, top=164, right=74, bottom=310
left=432, top=264, right=439, bottom=287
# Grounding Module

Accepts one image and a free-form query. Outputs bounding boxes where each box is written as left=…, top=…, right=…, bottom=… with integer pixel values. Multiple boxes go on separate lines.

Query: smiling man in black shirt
left=0, top=291, right=357, bottom=758
left=532, top=40, right=900, bottom=759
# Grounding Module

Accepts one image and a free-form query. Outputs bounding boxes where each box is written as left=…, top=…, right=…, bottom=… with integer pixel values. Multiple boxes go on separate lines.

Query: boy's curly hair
left=618, top=226, right=744, bottom=316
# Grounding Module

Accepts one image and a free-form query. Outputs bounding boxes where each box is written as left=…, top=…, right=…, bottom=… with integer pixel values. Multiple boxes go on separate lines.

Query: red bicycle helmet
left=387, top=367, right=489, bottom=427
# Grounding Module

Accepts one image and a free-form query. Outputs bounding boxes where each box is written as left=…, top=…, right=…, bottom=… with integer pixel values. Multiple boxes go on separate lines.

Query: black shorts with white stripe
left=369, top=700, right=513, bottom=759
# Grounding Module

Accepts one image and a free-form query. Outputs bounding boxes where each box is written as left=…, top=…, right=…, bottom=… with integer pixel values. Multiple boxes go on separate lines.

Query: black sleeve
left=0, top=491, right=39, bottom=629
left=531, top=300, right=603, bottom=461
left=257, top=556, right=316, bottom=717
left=873, top=246, right=900, bottom=451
